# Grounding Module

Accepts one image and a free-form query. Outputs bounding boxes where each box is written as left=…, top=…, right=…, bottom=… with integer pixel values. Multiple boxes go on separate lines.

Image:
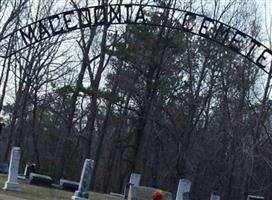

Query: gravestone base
left=3, top=181, right=21, bottom=192
left=60, top=179, right=79, bottom=192
left=29, top=173, right=53, bottom=187
left=71, top=195, right=88, bottom=200
left=110, top=192, right=125, bottom=198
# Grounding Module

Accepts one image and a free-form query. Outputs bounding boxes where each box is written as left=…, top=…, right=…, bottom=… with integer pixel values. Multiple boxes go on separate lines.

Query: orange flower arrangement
left=152, top=190, right=163, bottom=200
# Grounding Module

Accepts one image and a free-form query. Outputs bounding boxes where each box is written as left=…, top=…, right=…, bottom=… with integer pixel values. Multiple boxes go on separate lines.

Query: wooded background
left=0, top=0, right=272, bottom=200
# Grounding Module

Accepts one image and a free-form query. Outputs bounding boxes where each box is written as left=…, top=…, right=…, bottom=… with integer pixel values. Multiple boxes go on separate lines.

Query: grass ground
left=0, top=174, right=122, bottom=200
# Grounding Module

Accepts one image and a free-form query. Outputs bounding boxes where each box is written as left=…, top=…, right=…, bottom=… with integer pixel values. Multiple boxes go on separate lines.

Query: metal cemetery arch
left=1, top=3, right=272, bottom=75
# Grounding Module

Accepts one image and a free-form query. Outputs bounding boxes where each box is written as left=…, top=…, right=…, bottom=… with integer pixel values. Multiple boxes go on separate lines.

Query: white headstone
left=176, top=179, right=191, bottom=200
left=3, top=147, right=21, bottom=192
left=124, top=173, right=141, bottom=198
left=247, top=195, right=264, bottom=200
left=72, top=159, right=94, bottom=200
left=210, top=192, right=220, bottom=200
left=129, top=173, right=141, bottom=186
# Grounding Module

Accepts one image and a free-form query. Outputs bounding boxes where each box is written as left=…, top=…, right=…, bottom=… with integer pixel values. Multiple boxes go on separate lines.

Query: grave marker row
left=0, top=147, right=267, bottom=200
left=113, top=174, right=265, bottom=200
left=1, top=146, right=94, bottom=200
left=175, top=179, right=265, bottom=200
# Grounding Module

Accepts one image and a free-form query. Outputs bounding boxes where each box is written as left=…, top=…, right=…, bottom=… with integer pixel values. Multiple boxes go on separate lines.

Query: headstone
left=247, top=195, right=264, bottom=200
left=0, top=163, right=9, bottom=174
left=24, top=163, right=36, bottom=179
left=128, top=186, right=172, bottom=200
left=60, top=179, right=79, bottom=192
left=3, top=147, right=21, bottom=192
left=210, top=192, right=220, bottom=200
left=129, top=173, right=141, bottom=187
left=72, top=159, right=94, bottom=200
left=29, top=173, right=53, bottom=187
left=125, top=173, right=141, bottom=198
left=176, top=179, right=191, bottom=200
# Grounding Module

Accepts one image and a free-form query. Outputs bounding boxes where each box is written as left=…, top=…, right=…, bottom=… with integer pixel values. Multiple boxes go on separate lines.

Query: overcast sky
left=258, top=0, right=272, bottom=44
left=260, top=0, right=272, bottom=23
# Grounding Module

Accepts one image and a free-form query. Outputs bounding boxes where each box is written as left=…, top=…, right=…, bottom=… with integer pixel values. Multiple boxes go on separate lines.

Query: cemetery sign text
left=1, top=3, right=271, bottom=75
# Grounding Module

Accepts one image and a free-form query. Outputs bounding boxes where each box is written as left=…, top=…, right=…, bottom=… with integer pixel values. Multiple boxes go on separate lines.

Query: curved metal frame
left=0, top=3, right=271, bottom=75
